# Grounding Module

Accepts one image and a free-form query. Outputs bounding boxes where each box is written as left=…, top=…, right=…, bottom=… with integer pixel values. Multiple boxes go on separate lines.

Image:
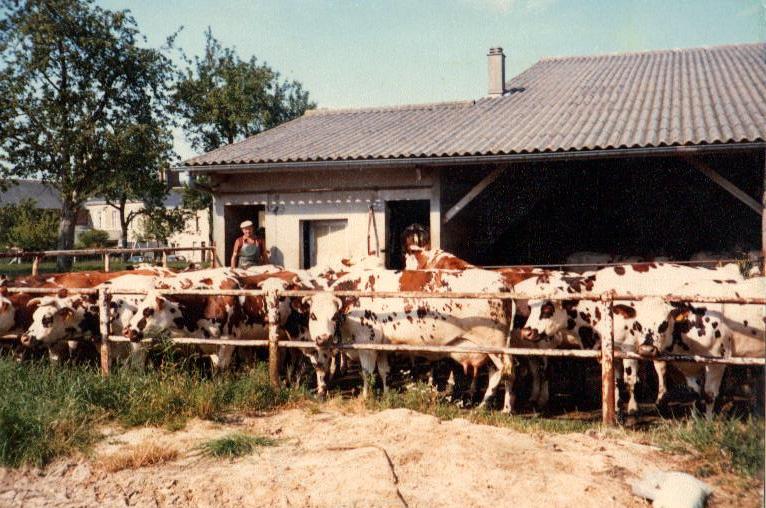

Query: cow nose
left=123, top=327, right=143, bottom=342
left=520, top=327, right=539, bottom=341
left=315, top=334, right=332, bottom=346
left=20, top=334, right=36, bottom=347
left=638, top=344, right=658, bottom=357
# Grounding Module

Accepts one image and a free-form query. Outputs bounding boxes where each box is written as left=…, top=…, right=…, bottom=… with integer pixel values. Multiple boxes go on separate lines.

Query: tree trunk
left=119, top=199, right=129, bottom=261
left=56, top=203, right=78, bottom=271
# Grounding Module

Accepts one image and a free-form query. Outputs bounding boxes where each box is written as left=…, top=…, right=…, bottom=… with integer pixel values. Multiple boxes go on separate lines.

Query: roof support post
left=444, top=166, right=505, bottom=223
left=687, top=158, right=763, bottom=216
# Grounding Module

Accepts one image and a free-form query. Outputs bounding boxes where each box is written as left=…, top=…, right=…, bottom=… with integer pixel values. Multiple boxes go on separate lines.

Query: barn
left=181, top=43, right=765, bottom=270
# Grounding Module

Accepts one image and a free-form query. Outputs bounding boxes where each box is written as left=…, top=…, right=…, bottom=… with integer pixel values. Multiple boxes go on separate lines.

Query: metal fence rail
left=1, top=283, right=763, bottom=426
left=0, top=245, right=219, bottom=275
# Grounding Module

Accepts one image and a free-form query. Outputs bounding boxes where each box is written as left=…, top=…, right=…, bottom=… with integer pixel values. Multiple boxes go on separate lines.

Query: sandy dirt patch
left=0, top=406, right=759, bottom=507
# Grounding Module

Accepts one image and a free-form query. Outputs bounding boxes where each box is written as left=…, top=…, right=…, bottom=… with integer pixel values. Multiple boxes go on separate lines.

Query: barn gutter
left=175, top=142, right=765, bottom=174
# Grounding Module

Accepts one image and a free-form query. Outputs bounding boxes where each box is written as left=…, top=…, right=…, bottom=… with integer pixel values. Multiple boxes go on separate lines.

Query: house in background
left=0, top=179, right=91, bottom=238
left=182, top=43, right=763, bottom=270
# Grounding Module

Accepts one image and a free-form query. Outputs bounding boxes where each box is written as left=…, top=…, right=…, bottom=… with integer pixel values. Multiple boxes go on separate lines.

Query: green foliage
left=653, top=413, right=764, bottom=478
left=0, top=0, right=177, bottom=261
left=137, top=207, right=191, bottom=245
left=174, top=27, right=315, bottom=152
left=0, top=199, right=59, bottom=251
left=76, top=229, right=112, bottom=248
left=0, top=357, right=295, bottom=468
left=197, top=433, right=276, bottom=459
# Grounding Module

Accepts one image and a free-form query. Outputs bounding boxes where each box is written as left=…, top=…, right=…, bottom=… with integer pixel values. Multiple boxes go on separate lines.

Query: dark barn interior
left=440, top=148, right=764, bottom=266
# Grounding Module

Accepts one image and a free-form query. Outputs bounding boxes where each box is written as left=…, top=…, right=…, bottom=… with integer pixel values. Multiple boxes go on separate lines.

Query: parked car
left=166, top=255, right=186, bottom=263
left=127, top=255, right=145, bottom=263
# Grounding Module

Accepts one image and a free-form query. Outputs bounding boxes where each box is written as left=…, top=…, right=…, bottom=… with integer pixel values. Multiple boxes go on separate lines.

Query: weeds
left=0, top=356, right=296, bottom=468
left=98, top=442, right=179, bottom=472
left=197, top=433, right=276, bottom=458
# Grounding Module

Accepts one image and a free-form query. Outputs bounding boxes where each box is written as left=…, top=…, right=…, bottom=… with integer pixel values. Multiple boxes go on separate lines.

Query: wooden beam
left=688, top=158, right=763, bottom=216
left=443, top=167, right=504, bottom=223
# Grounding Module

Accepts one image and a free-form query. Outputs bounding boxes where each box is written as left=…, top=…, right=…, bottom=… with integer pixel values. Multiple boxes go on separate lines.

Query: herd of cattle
left=0, top=247, right=763, bottom=417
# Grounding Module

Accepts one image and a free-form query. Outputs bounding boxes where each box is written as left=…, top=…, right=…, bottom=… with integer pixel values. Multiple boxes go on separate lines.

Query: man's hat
left=239, top=220, right=254, bottom=229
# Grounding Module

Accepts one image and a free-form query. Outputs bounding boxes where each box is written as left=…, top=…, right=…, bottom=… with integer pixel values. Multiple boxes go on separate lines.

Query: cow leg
left=653, top=361, right=667, bottom=406
left=376, top=353, right=390, bottom=393
left=359, top=351, right=378, bottom=399
left=623, top=359, right=639, bottom=415
left=211, top=345, right=235, bottom=373
left=67, top=340, right=80, bottom=361
left=129, top=342, right=147, bottom=370
left=308, top=349, right=331, bottom=398
left=701, top=365, right=726, bottom=419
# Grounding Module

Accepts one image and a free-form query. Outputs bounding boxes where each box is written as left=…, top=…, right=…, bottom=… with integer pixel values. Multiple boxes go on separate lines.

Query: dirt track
left=0, top=406, right=760, bottom=508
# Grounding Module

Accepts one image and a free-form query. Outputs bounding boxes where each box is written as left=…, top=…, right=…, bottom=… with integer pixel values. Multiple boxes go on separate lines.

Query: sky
left=98, top=0, right=764, bottom=161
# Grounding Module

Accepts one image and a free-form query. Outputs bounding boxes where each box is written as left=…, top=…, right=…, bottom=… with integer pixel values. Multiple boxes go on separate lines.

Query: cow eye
left=310, top=313, right=317, bottom=321
left=540, top=302, right=555, bottom=318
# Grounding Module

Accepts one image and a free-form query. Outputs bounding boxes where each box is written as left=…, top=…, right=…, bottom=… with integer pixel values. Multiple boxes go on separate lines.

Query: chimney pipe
left=487, top=47, right=506, bottom=97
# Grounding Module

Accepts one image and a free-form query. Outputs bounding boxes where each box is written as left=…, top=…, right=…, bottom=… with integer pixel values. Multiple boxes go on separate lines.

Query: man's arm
left=230, top=238, right=241, bottom=269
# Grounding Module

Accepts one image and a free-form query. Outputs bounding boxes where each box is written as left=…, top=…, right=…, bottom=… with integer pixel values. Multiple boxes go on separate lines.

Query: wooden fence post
left=161, top=251, right=169, bottom=268
left=103, top=253, right=110, bottom=272
left=98, top=287, right=111, bottom=377
left=210, top=242, right=219, bottom=268
left=601, top=294, right=617, bottom=426
left=31, top=256, right=41, bottom=276
left=266, top=288, right=281, bottom=388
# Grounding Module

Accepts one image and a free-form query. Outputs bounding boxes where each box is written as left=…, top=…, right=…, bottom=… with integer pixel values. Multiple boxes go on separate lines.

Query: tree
left=174, top=28, right=316, bottom=153
left=99, top=122, right=175, bottom=251
left=0, top=0, right=176, bottom=270
left=137, top=207, right=189, bottom=246
left=75, top=228, right=111, bottom=248
left=0, top=200, right=59, bottom=251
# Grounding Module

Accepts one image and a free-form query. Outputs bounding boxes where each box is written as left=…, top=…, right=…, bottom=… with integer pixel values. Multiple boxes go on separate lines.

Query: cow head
left=628, top=297, right=675, bottom=358
left=124, top=292, right=182, bottom=342
left=304, top=292, right=344, bottom=347
left=520, top=299, right=574, bottom=342
left=20, top=291, right=95, bottom=347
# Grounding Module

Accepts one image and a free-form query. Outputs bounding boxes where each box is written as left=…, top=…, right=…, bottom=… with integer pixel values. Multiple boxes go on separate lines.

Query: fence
left=2, top=284, right=764, bottom=426
left=0, top=244, right=219, bottom=275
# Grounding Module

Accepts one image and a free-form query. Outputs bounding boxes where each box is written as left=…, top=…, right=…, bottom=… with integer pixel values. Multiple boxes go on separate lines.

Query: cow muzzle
left=315, top=334, right=332, bottom=347
left=123, top=327, right=143, bottom=342
left=20, top=334, right=37, bottom=347
left=520, top=327, right=543, bottom=342
left=638, top=344, right=659, bottom=358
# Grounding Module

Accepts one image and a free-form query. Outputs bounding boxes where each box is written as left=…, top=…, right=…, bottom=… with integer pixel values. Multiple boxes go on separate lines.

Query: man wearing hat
left=230, top=220, right=268, bottom=269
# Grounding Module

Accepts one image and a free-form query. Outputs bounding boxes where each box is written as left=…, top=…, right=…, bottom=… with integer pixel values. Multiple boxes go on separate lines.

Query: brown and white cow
left=518, top=262, right=744, bottom=415
left=0, top=287, right=14, bottom=334
left=304, top=268, right=516, bottom=411
left=404, top=246, right=475, bottom=271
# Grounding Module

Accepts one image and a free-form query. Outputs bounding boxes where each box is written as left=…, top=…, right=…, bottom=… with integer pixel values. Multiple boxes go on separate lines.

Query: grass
left=0, top=259, right=204, bottom=278
left=0, top=356, right=296, bottom=468
left=651, top=413, right=764, bottom=478
left=197, top=432, right=276, bottom=459
left=98, top=442, right=179, bottom=472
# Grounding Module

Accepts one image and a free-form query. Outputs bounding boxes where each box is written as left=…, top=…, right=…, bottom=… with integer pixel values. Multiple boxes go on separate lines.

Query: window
left=112, top=211, right=118, bottom=229
left=301, top=219, right=349, bottom=269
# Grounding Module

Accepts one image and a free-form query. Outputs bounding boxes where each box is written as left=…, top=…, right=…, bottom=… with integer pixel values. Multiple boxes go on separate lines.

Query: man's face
left=242, top=226, right=254, bottom=237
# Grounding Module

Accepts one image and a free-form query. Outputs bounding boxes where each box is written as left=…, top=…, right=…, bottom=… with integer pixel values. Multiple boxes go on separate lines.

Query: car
left=127, top=255, right=145, bottom=263
left=166, top=255, right=186, bottom=263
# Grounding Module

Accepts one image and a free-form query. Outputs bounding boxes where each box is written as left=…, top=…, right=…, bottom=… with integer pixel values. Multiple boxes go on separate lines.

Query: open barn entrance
left=440, top=149, right=764, bottom=266
left=223, top=205, right=265, bottom=262
left=385, top=200, right=430, bottom=269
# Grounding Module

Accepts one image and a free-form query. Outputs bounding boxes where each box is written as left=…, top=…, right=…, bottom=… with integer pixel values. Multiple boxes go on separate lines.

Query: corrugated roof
left=184, top=43, right=766, bottom=167
left=0, top=179, right=62, bottom=209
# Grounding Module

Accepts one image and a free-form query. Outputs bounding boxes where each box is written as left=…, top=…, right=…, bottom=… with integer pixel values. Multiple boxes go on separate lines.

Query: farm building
left=181, top=43, right=765, bottom=269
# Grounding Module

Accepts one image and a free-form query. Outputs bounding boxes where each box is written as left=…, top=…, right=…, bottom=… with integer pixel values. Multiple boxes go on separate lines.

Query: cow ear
left=57, top=288, right=68, bottom=298
left=155, top=296, right=165, bottom=311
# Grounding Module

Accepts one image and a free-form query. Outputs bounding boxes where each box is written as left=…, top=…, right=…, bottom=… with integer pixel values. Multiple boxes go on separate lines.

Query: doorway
left=385, top=200, right=430, bottom=269
left=301, top=219, right=349, bottom=269
left=224, top=205, right=265, bottom=262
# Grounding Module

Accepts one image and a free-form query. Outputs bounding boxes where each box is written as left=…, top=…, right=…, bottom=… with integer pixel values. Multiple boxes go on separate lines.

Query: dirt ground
left=0, top=405, right=761, bottom=508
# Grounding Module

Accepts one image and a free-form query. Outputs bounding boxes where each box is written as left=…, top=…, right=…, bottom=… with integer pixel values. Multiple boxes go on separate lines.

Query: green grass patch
left=0, top=259, right=205, bottom=278
left=0, top=356, right=296, bottom=468
left=651, top=413, right=764, bottom=478
left=197, top=432, right=276, bottom=458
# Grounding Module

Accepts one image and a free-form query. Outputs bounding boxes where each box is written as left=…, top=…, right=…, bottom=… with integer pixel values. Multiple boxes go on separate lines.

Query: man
left=230, top=221, right=268, bottom=269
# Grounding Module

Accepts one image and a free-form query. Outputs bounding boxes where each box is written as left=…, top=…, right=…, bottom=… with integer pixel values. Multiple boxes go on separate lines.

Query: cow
left=635, top=276, right=765, bottom=417
left=303, top=268, right=516, bottom=411
left=0, top=287, right=15, bottom=334
left=404, top=245, right=475, bottom=270
left=517, top=263, right=745, bottom=415
left=123, top=268, right=242, bottom=373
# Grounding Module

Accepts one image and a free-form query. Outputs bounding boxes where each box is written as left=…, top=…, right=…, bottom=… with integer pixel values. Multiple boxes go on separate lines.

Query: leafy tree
left=0, top=200, right=59, bottom=251
left=174, top=28, right=316, bottom=153
left=99, top=122, right=175, bottom=251
left=75, top=229, right=111, bottom=248
left=137, top=207, right=189, bottom=246
left=0, top=0, right=176, bottom=270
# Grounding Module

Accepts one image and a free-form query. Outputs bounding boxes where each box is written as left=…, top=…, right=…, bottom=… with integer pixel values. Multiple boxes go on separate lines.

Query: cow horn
left=333, top=296, right=342, bottom=308
left=301, top=296, right=312, bottom=305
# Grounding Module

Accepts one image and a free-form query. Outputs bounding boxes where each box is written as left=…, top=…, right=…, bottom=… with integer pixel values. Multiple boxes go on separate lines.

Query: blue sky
left=98, top=0, right=764, bottom=160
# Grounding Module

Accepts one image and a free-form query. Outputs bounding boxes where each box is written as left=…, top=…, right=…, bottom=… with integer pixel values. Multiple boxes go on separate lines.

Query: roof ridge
left=304, top=99, right=476, bottom=117
left=536, top=41, right=765, bottom=63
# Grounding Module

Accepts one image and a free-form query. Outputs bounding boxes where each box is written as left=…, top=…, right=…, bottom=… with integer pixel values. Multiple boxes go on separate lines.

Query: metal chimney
left=487, top=47, right=506, bottom=97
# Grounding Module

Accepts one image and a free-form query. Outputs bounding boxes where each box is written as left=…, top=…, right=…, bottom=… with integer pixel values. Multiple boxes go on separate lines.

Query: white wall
left=211, top=167, right=441, bottom=269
